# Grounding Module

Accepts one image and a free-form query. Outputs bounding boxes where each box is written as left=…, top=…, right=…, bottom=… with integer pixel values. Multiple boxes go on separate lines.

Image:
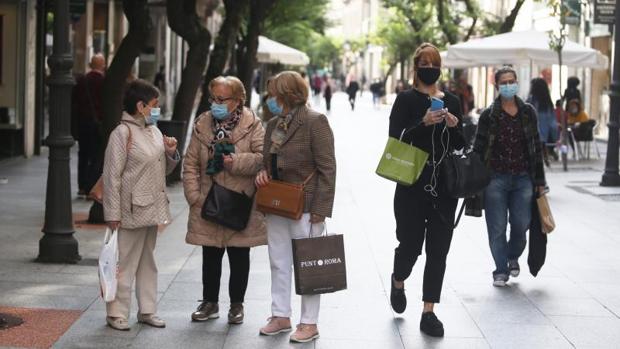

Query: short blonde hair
left=208, top=76, right=246, bottom=104
left=267, top=71, right=309, bottom=108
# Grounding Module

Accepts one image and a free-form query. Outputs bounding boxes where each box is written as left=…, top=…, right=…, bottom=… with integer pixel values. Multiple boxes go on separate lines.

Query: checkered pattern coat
left=263, top=106, right=336, bottom=218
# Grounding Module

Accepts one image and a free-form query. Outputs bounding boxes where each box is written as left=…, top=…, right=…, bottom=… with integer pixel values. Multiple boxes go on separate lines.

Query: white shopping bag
left=98, top=228, right=119, bottom=302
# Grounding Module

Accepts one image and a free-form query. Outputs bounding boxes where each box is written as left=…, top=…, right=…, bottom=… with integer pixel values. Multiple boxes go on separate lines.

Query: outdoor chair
left=567, top=119, right=601, bottom=160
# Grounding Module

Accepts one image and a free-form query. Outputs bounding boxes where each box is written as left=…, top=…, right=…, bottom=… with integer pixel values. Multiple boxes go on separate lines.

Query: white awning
left=257, top=36, right=310, bottom=66
left=444, top=30, right=608, bottom=69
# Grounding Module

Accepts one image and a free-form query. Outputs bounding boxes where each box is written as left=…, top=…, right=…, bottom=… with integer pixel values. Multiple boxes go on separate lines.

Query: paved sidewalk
left=1, top=93, right=620, bottom=348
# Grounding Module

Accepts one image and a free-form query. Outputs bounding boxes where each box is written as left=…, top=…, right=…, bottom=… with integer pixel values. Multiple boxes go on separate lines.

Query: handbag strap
left=301, top=170, right=317, bottom=187
left=433, top=199, right=466, bottom=230
left=453, top=200, right=466, bottom=229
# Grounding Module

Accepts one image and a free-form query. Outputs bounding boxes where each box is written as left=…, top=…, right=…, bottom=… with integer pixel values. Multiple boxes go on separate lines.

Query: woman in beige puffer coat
left=183, top=76, right=266, bottom=325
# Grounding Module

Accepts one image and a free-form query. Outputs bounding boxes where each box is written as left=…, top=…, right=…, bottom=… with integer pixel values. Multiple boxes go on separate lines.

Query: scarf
left=269, top=108, right=298, bottom=154
left=205, top=107, right=242, bottom=175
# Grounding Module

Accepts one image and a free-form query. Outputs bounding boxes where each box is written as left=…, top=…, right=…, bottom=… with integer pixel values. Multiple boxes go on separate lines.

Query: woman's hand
left=423, top=108, right=448, bottom=126
left=163, top=136, right=178, bottom=156
left=255, top=170, right=270, bottom=187
left=106, top=221, right=120, bottom=231
left=309, top=214, right=325, bottom=224
left=445, top=112, right=459, bottom=128
left=223, top=155, right=233, bottom=170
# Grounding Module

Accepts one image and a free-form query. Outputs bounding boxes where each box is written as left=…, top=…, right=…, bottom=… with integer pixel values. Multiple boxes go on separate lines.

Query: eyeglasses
left=209, top=96, right=234, bottom=104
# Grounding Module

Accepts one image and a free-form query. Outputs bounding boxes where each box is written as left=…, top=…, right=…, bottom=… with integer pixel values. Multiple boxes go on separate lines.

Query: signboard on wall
left=594, top=0, right=616, bottom=25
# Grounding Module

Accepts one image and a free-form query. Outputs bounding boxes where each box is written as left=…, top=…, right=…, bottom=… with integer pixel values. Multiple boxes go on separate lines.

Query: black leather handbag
left=201, top=181, right=254, bottom=231
left=440, top=151, right=491, bottom=199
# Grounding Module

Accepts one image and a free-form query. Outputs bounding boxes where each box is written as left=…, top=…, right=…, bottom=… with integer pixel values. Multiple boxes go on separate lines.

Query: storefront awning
left=257, top=36, right=310, bottom=66
left=444, top=30, right=608, bottom=69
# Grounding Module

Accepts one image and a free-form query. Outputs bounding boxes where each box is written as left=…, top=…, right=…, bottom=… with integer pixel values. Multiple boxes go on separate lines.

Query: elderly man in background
left=72, top=53, right=106, bottom=197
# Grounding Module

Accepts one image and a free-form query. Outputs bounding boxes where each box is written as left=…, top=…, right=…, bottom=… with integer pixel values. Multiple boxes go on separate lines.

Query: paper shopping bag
left=376, top=136, right=428, bottom=186
left=536, top=194, right=555, bottom=234
left=292, top=234, right=347, bottom=295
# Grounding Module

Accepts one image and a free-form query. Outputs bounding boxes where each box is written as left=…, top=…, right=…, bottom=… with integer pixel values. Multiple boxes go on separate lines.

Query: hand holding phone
left=430, top=97, right=444, bottom=112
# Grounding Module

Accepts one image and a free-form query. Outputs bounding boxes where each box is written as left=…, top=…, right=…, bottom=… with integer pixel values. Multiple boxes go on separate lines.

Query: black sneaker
left=420, top=312, right=444, bottom=337
left=390, top=274, right=406, bottom=314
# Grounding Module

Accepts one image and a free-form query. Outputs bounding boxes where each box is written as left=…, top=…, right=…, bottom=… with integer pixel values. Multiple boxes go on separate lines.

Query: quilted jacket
left=183, top=108, right=267, bottom=248
left=103, top=112, right=179, bottom=229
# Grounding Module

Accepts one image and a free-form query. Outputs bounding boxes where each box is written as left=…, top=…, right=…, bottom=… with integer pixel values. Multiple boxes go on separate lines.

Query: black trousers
left=202, top=246, right=250, bottom=303
left=77, top=123, right=103, bottom=192
left=392, top=179, right=457, bottom=303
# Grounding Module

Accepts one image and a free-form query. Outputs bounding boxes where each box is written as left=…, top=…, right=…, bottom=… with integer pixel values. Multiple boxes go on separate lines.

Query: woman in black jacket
left=388, top=43, right=465, bottom=337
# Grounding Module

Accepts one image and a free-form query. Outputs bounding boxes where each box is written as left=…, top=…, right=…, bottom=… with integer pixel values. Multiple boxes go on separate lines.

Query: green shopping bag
left=375, top=129, right=429, bottom=186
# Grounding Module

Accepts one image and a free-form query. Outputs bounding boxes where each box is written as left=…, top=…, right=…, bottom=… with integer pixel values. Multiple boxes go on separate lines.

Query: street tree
left=167, top=0, right=218, bottom=123
left=196, top=0, right=249, bottom=116
left=376, top=1, right=437, bottom=84
left=236, top=0, right=277, bottom=106
left=547, top=0, right=572, bottom=172
left=263, top=0, right=332, bottom=69
left=101, top=0, right=152, bottom=140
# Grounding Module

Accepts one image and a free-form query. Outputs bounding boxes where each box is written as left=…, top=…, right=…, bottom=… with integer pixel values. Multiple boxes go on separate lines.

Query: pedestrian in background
left=256, top=71, right=336, bottom=343
left=473, top=66, right=546, bottom=287
left=323, top=75, right=332, bottom=112
left=528, top=78, right=558, bottom=165
left=72, top=54, right=105, bottom=197
left=388, top=43, right=465, bottom=338
left=563, top=76, right=582, bottom=110
left=103, top=79, right=179, bottom=330
left=370, top=79, right=382, bottom=108
left=183, top=76, right=267, bottom=325
left=346, top=79, right=360, bottom=110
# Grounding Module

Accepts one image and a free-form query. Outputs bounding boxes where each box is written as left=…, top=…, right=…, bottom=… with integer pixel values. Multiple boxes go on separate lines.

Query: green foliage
left=307, top=35, right=343, bottom=70
left=263, top=0, right=337, bottom=68
left=372, top=8, right=430, bottom=65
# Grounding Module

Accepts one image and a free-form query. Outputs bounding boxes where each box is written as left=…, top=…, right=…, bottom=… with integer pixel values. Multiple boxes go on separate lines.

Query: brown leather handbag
left=89, top=123, right=132, bottom=203
left=256, top=172, right=315, bottom=220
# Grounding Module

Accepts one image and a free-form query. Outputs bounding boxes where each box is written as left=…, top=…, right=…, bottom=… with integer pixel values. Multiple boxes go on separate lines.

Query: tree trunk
left=499, top=0, right=526, bottom=34
left=382, top=61, right=397, bottom=87
left=101, top=0, right=152, bottom=141
left=196, top=0, right=248, bottom=116
left=436, top=0, right=457, bottom=44
left=237, top=0, right=275, bottom=107
left=167, top=0, right=212, bottom=123
left=399, top=57, right=406, bottom=82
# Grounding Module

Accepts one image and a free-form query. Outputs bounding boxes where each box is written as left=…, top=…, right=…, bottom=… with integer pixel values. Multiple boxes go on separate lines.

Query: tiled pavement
left=1, top=93, right=620, bottom=348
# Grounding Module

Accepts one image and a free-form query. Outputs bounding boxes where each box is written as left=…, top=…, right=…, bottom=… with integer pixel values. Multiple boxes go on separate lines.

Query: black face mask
left=417, top=67, right=441, bottom=85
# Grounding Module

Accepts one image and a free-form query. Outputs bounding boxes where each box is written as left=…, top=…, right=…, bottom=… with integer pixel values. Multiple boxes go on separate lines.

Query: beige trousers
left=106, top=225, right=158, bottom=318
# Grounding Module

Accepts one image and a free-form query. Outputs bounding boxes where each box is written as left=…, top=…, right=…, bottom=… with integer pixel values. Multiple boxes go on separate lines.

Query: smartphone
left=430, top=97, right=444, bottom=112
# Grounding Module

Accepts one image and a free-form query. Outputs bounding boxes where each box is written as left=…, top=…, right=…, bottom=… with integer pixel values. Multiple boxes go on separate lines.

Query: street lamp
left=37, top=0, right=81, bottom=263
left=601, top=1, right=620, bottom=187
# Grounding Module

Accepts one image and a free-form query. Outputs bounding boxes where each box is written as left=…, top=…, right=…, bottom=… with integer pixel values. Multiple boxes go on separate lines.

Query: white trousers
left=106, top=225, right=158, bottom=318
left=267, top=213, right=325, bottom=324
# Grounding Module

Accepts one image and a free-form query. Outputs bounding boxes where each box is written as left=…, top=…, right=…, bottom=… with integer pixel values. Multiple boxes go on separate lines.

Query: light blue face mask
left=148, top=107, right=161, bottom=125
left=266, top=97, right=283, bottom=115
left=499, top=83, right=519, bottom=99
left=211, top=103, right=230, bottom=120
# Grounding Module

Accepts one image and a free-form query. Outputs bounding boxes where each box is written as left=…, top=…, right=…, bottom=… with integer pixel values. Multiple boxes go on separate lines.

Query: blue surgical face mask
left=148, top=107, right=161, bottom=125
left=211, top=103, right=230, bottom=120
left=498, top=83, right=519, bottom=99
left=266, top=97, right=283, bottom=116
